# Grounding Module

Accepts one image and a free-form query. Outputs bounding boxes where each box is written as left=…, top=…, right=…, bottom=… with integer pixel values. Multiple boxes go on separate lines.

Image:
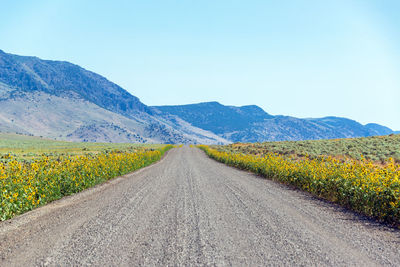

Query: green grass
left=215, top=134, right=400, bottom=163
left=0, top=133, right=163, bottom=162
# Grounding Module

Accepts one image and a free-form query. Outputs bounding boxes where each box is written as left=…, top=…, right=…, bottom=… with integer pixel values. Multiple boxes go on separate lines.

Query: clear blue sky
left=1, top=0, right=399, bottom=130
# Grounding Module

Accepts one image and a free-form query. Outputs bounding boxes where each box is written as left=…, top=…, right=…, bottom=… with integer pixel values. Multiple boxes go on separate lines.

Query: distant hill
left=153, top=103, right=396, bottom=142
left=364, top=123, right=396, bottom=136
left=153, top=102, right=273, bottom=135
left=0, top=49, right=396, bottom=144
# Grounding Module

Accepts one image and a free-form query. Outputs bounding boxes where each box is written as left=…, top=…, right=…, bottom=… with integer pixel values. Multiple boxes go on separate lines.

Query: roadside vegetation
left=0, top=134, right=173, bottom=220
left=218, top=134, right=400, bottom=164
left=199, top=134, right=400, bottom=226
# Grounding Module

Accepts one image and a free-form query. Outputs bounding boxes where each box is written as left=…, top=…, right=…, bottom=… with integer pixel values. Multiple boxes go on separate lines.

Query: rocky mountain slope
left=153, top=102, right=397, bottom=142
left=0, top=49, right=396, bottom=144
left=0, top=50, right=227, bottom=144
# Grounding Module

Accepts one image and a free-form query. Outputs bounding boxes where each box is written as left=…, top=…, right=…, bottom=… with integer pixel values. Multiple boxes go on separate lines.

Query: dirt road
left=1, top=146, right=399, bottom=266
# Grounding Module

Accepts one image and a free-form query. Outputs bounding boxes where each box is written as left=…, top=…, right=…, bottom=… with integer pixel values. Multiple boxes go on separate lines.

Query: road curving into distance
left=1, top=146, right=399, bottom=266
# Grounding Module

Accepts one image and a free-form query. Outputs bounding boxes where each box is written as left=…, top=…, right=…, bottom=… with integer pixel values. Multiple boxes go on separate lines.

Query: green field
left=0, top=133, right=163, bottom=162
left=215, top=134, right=400, bottom=163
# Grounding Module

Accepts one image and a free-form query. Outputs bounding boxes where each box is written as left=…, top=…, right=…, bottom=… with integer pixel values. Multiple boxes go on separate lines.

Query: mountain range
left=0, top=49, right=397, bottom=144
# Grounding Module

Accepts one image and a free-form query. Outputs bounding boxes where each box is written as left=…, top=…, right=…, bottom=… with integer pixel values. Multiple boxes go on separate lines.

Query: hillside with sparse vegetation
left=216, top=134, right=400, bottom=163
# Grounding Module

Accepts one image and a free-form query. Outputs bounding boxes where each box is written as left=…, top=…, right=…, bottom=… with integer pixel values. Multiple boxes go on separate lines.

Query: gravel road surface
left=1, top=146, right=399, bottom=266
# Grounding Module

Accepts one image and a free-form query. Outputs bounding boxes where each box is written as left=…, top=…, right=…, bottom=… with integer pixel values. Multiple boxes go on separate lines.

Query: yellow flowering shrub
left=198, top=145, right=400, bottom=225
left=1, top=145, right=173, bottom=220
